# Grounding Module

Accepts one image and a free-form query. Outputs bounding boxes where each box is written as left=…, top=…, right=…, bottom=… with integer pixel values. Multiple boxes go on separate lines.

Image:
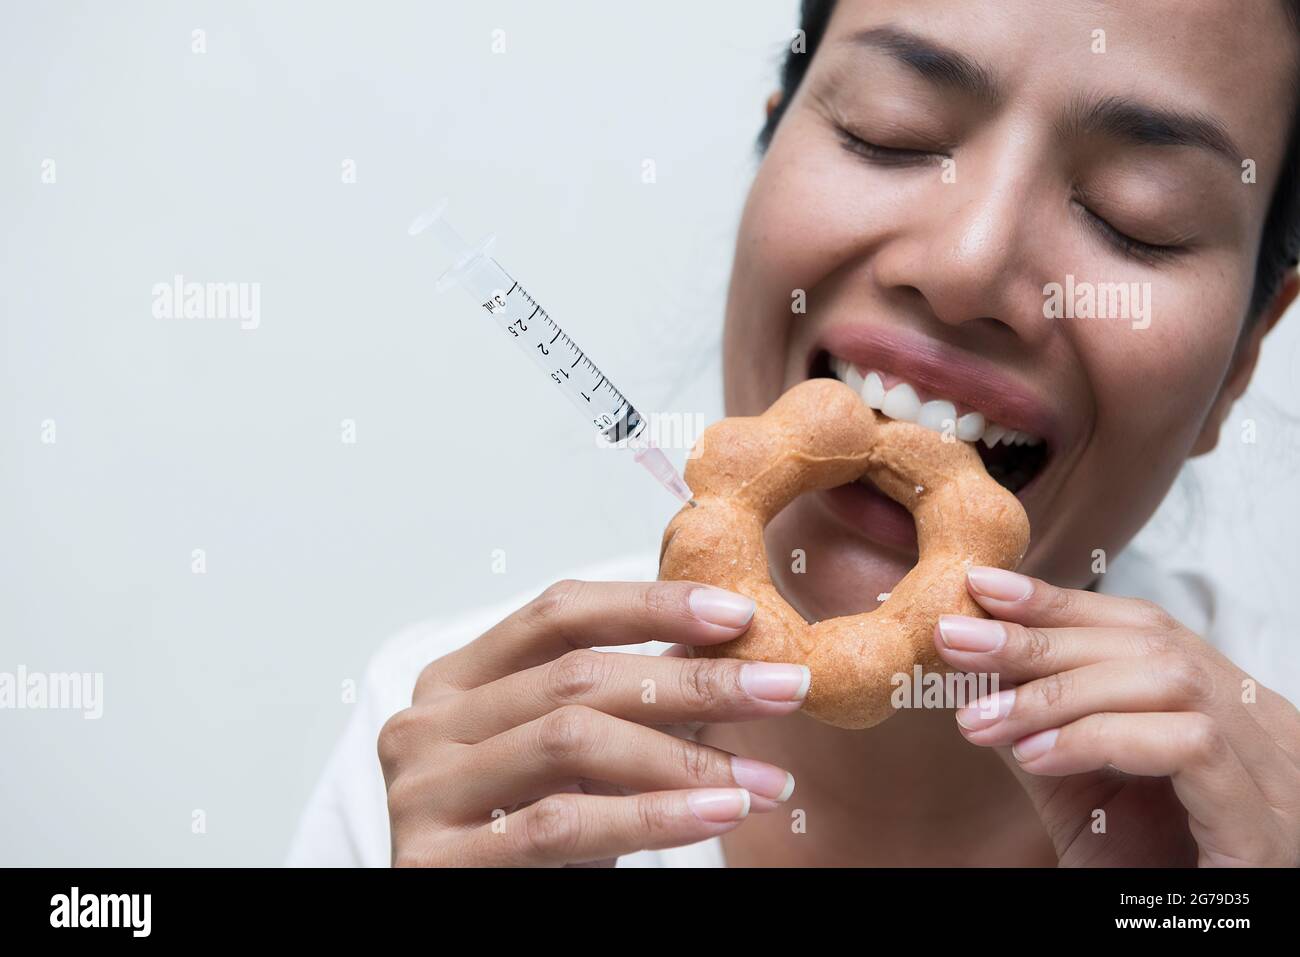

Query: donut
left=657, top=378, right=1031, bottom=730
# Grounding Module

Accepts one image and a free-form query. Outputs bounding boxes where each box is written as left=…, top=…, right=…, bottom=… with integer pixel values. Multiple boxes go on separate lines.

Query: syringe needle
left=631, top=441, right=695, bottom=507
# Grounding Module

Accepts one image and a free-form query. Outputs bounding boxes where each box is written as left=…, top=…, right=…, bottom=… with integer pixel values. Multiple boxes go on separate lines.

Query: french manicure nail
left=967, top=566, right=1035, bottom=602
left=1012, top=728, right=1059, bottom=762
left=688, top=587, right=756, bottom=628
left=739, top=663, right=811, bottom=702
left=956, top=689, right=1016, bottom=730
left=938, top=615, right=1007, bottom=652
left=730, top=756, right=796, bottom=801
left=687, top=788, right=751, bottom=822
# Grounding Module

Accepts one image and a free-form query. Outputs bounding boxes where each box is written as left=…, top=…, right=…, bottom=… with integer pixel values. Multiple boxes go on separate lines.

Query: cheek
left=1081, top=268, right=1245, bottom=448
left=724, top=116, right=904, bottom=411
left=724, top=147, right=827, bottom=411
left=730, top=160, right=836, bottom=332
left=740, top=116, right=911, bottom=285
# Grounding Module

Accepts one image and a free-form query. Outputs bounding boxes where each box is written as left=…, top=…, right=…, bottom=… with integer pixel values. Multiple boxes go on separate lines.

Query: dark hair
left=757, top=0, right=1300, bottom=325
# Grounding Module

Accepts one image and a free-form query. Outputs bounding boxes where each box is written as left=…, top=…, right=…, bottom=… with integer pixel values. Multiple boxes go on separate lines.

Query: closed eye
left=835, top=126, right=945, bottom=167
left=1074, top=201, right=1185, bottom=265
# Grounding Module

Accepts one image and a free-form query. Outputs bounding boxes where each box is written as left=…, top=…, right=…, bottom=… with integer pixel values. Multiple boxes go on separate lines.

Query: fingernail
left=967, top=566, right=1034, bottom=602
left=1012, top=728, right=1059, bottom=763
left=956, top=689, right=1015, bottom=730
left=730, top=756, right=796, bottom=801
left=688, top=587, right=756, bottom=628
left=739, top=663, right=811, bottom=702
left=688, top=788, right=751, bottom=822
left=938, top=615, right=1006, bottom=652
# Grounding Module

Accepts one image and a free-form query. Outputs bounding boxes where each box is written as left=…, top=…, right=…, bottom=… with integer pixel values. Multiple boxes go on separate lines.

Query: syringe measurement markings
left=498, top=280, right=642, bottom=437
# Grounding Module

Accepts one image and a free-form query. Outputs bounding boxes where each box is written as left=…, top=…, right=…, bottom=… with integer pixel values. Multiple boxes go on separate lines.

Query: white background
left=2, top=0, right=1297, bottom=865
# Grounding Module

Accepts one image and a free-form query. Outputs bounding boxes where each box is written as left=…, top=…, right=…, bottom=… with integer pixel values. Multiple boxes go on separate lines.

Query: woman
left=290, top=0, right=1300, bottom=866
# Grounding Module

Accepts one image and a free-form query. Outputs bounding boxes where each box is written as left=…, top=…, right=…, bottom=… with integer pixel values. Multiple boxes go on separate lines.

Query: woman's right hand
left=378, top=578, right=808, bottom=866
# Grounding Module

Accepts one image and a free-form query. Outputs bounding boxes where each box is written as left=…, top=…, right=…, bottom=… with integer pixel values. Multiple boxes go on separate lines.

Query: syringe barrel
left=415, top=200, right=692, bottom=503
left=445, top=252, right=645, bottom=444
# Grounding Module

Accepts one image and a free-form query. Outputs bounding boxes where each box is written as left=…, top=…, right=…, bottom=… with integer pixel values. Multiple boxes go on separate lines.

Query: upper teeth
left=830, top=357, right=1041, bottom=448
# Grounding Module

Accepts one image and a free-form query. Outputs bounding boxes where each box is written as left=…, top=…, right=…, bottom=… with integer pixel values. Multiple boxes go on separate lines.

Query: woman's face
left=724, top=0, right=1297, bottom=620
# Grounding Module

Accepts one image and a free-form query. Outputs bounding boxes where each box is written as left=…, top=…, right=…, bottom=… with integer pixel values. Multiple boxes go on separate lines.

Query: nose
left=871, top=156, right=1053, bottom=347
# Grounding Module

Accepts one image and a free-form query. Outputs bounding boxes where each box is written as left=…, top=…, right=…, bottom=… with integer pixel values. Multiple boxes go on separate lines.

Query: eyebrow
left=1059, top=94, right=1241, bottom=164
left=838, top=26, right=1241, bottom=166
left=839, top=26, right=1000, bottom=104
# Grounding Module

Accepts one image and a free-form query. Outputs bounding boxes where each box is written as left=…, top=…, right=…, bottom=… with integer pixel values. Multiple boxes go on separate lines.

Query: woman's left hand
left=934, top=566, right=1300, bottom=867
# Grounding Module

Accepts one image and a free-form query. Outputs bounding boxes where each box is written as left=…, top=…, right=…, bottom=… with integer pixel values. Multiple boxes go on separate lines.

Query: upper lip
left=814, top=324, right=1060, bottom=445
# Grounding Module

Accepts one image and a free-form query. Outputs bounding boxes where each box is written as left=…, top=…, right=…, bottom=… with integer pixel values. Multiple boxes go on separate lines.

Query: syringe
left=411, top=199, right=695, bottom=507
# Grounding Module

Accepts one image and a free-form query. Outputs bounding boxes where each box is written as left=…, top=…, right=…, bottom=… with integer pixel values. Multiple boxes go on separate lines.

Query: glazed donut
left=658, top=378, right=1030, bottom=730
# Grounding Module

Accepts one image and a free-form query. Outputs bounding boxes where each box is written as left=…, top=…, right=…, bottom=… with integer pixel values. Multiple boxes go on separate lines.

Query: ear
left=1190, top=268, right=1300, bottom=456
left=765, top=90, right=783, bottom=118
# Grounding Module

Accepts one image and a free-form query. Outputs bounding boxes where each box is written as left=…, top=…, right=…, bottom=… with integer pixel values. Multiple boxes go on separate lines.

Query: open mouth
left=808, top=350, right=1051, bottom=496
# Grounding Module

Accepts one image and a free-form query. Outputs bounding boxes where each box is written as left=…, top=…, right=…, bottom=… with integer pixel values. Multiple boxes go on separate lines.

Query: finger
left=653, top=648, right=705, bottom=738
left=953, top=655, right=1217, bottom=744
left=961, top=571, right=1300, bottom=765
left=964, top=566, right=1185, bottom=631
left=657, top=721, right=705, bottom=742
left=427, top=580, right=756, bottom=694
left=442, top=650, right=809, bottom=743
left=935, top=614, right=1172, bottom=682
left=1246, top=685, right=1300, bottom=764
left=954, top=656, right=1300, bottom=812
left=1001, top=711, right=1292, bottom=865
left=438, top=789, right=752, bottom=867
left=435, top=705, right=794, bottom=822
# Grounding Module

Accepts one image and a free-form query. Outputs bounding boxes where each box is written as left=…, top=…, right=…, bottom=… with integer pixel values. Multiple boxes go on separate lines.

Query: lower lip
left=815, top=479, right=920, bottom=554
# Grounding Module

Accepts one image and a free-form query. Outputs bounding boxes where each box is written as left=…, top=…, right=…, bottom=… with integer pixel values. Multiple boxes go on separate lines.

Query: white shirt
left=284, top=547, right=1296, bottom=867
